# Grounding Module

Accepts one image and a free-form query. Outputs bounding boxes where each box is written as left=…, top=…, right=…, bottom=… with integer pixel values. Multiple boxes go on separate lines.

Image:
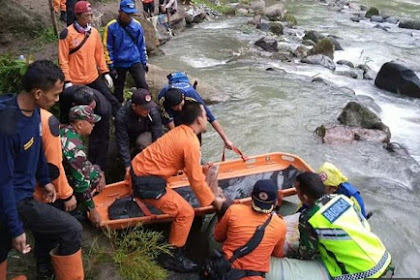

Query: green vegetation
left=35, top=27, right=59, bottom=43
left=84, top=225, right=172, bottom=280
left=193, top=0, right=236, bottom=14
left=0, top=55, right=29, bottom=94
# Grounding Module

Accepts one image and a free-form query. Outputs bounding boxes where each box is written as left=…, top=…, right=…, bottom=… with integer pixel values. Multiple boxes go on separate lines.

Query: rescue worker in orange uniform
left=213, top=180, right=286, bottom=280
left=58, top=1, right=120, bottom=117
left=53, top=0, right=67, bottom=22
left=130, top=101, right=226, bottom=272
left=32, top=109, right=77, bottom=279
left=58, top=1, right=121, bottom=170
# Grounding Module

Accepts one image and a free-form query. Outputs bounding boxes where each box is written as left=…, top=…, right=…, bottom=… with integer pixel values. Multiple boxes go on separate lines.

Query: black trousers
left=87, top=94, right=111, bottom=172
left=66, top=0, right=77, bottom=26
left=87, top=77, right=121, bottom=117
left=143, top=2, right=155, bottom=15
left=114, top=63, right=149, bottom=103
left=0, top=198, right=82, bottom=263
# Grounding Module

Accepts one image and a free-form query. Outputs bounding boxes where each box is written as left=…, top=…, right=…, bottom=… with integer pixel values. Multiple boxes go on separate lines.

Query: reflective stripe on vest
left=334, top=251, right=391, bottom=280
left=308, top=195, right=391, bottom=279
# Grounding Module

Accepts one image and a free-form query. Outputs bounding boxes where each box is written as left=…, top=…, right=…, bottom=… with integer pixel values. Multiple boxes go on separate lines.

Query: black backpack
left=200, top=214, right=273, bottom=280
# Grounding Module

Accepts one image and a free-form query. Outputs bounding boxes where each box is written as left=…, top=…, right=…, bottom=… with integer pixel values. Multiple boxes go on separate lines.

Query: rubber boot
left=0, top=260, right=27, bottom=280
left=50, top=249, right=84, bottom=280
left=157, top=247, right=198, bottom=273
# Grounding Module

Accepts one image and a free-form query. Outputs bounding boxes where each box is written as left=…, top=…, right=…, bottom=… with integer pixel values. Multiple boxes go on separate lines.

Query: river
left=150, top=0, right=420, bottom=277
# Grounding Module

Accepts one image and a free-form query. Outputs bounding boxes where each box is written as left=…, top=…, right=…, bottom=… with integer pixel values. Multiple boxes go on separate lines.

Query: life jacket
left=167, top=72, right=197, bottom=96
left=337, top=182, right=367, bottom=218
left=308, top=195, right=391, bottom=279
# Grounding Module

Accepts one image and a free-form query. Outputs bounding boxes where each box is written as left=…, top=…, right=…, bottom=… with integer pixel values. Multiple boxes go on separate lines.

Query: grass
left=35, top=27, right=59, bottom=43
left=83, top=224, right=172, bottom=280
left=192, top=0, right=236, bottom=14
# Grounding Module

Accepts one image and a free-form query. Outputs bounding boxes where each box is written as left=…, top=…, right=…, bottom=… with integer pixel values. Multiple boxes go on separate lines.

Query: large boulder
left=301, top=54, right=335, bottom=70
left=370, top=15, right=384, bottom=23
left=256, top=22, right=270, bottom=32
left=337, top=101, right=390, bottom=142
left=248, top=15, right=262, bottom=26
left=365, top=7, right=379, bottom=18
left=269, top=22, right=283, bottom=35
left=254, top=36, right=278, bottom=52
left=0, top=0, right=47, bottom=37
left=398, top=20, right=420, bottom=30
left=250, top=0, right=266, bottom=15
left=144, top=64, right=227, bottom=103
left=265, top=3, right=286, bottom=21
left=303, top=30, right=324, bottom=43
left=283, top=13, right=297, bottom=26
left=327, top=36, right=343, bottom=51
left=316, top=125, right=389, bottom=144
left=309, top=38, right=335, bottom=59
left=156, top=24, right=172, bottom=46
left=185, top=7, right=207, bottom=24
left=294, top=45, right=309, bottom=58
left=375, top=62, right=420, bottom=98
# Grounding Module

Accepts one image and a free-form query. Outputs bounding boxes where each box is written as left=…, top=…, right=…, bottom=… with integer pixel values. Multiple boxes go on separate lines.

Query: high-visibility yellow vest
left=308, top=195, right=391, bottom=279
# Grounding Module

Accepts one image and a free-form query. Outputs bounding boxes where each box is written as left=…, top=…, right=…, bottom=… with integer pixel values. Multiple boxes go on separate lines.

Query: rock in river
left=254, top=36, right=278, bottom=52
left=301, top=54, right=336, bottom=70
left=375, top=62, right=420, bottom=98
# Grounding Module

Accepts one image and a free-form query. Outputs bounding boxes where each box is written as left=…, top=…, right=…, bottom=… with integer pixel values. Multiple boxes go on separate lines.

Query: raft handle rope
left=221, top=146, right=249, bottom=162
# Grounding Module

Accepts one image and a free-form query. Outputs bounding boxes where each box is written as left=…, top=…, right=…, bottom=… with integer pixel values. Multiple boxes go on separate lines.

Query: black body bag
left=200, top=214, right=273, bottom=280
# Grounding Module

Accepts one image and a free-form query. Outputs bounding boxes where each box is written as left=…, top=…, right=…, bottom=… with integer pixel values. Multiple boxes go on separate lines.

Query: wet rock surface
left=301, top=54, right=336, bottom=70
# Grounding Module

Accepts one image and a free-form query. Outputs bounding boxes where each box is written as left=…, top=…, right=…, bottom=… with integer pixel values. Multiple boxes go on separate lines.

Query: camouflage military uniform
left=287, top=195, right=335, bottom=260
left=60, top=124, right=101, bottom=210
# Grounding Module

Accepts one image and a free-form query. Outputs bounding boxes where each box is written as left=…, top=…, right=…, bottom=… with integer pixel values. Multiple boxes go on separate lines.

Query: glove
left=64, top=82, right=73, bottom=89
left=104, top=73, right=114, bottom=88
left=143, top=64, right=149, bottom=73
left=110, top=68, right=118, bottom=80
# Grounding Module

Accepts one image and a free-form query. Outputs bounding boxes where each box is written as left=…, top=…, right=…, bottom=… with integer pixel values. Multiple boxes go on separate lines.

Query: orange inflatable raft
left=90, top=152, right=313, bottom=229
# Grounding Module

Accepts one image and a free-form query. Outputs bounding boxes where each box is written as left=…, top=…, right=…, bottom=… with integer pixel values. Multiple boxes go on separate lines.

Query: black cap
left=164, top=88, right=184, bottom=109
left=131, top=88, right=156, bottom=109
left=251, top=180, right=278, bottom=213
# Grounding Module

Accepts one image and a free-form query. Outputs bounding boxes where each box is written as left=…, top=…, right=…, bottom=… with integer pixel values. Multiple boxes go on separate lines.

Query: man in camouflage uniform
left=60, top=105, right=105, bottom=227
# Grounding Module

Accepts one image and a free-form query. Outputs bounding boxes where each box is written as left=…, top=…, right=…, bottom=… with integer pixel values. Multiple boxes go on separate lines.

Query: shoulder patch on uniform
left=59, top=28, right=69, bottom=40
left=48, top=115, right=60, bottom=137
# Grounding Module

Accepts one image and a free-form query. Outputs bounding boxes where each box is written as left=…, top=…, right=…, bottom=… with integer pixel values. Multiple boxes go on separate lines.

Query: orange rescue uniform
left=214, top=204, right=286, bottom=280
left=58, top=25, right=109, bottom=85
left=34, top=109, right=74, bottom=201
left=131, top=125, right=215, bottom=247
left=54, top=0, right=66, bottom=12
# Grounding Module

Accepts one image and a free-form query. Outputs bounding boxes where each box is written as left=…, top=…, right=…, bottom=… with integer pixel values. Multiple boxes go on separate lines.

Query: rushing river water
left=150, top=0, right=420, bottom=277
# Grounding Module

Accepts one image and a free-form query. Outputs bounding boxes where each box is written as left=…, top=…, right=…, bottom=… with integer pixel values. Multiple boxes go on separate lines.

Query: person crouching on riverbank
left=129, top=101, right=226, bottom=273
left=205, top=179, right=286, bottom=280
left=288, top=172, right=392, bottom=279
left=61, top=105, right=106, bottom=228
left=158, top=72, right=234, bottom=149
left=0, top=60, right=84, bottom=280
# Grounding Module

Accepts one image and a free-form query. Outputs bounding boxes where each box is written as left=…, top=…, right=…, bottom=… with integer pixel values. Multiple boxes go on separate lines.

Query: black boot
left=157, top=247, right=198, bottom=273
left=59, top=11, right=67, bottom=22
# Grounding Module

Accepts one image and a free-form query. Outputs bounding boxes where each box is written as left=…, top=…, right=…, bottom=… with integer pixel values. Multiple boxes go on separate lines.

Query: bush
left=0, top=55, right=30, bottom=94
left=85, top=225, right=172, bottom=280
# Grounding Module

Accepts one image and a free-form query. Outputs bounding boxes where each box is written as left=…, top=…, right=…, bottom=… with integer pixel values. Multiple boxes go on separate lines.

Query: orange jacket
left=214, top=204, right=286, bottom=279
left=131, top=125, right=215, bottom=206
left=58, top=24, right=109, bottom=85
left=34, top=109, right=73, bottom=201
